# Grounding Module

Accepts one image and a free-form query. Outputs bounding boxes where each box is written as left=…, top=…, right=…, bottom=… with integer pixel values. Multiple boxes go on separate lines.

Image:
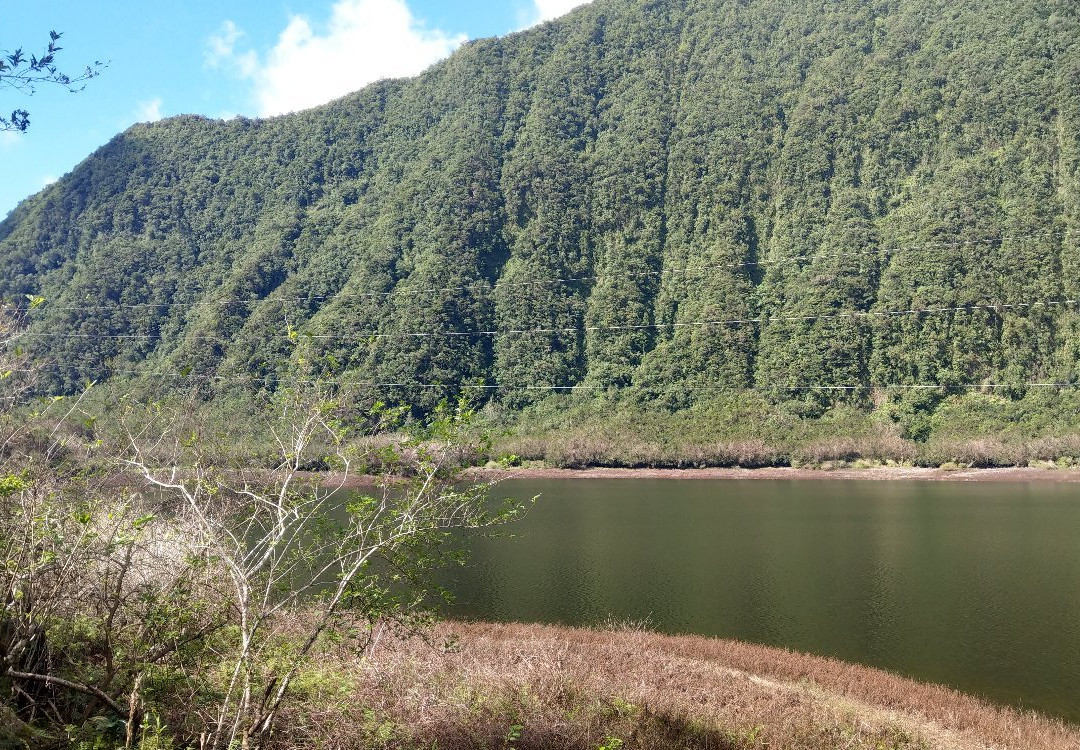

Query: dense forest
left=3, top=0, right=1080, bottom=438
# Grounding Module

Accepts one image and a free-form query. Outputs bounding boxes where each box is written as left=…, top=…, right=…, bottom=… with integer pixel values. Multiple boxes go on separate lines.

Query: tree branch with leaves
left=1, top=31, right=105, bottom=131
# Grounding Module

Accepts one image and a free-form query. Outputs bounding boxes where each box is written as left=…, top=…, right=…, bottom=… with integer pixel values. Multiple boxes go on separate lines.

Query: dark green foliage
left=3, top=0, right=1080, bottom=420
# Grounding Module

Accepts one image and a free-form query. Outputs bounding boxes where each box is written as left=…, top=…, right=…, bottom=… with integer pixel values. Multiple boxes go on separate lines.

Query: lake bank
left=464, top=465, right=1080, bottom=482
left=299, top=619, right=1080, bottom=750
left=320, top=465, right=1080, bottom=489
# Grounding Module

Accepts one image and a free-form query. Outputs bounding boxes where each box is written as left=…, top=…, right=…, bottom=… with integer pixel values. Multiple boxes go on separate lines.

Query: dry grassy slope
left=291, top=621, right=1080, bottom=750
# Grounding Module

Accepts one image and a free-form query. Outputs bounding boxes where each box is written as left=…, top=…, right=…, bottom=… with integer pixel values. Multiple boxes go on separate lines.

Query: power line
left=6, top=228, right=1074, bottom=315
left=6, top=366, right=1077, bottom=394
left=6, top=230, right=1079, bottom=395
left=17, top=297, right=1080, bottom=342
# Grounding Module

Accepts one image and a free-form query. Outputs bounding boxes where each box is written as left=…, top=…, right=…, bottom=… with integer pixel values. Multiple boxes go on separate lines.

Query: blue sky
left=1, top=0, right=592, bottom=219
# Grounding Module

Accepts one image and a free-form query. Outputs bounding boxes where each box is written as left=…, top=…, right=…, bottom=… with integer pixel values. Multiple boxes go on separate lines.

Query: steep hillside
left=3, top=0, right=1080, bottom=421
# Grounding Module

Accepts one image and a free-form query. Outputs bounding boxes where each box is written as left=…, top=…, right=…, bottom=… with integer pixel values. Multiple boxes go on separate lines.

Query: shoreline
left=462, top=465, right=1080, bottom=482
left=307, top=464, right=1080, bottom=489
left=346, top=619, right=1080, bottom=750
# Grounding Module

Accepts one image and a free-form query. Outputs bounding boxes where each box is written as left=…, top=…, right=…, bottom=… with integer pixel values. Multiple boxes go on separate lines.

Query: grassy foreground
left=273, top=621, right=1078, bottom=750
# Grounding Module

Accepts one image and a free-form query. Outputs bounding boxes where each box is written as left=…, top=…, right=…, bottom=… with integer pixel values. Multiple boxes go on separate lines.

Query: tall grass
left=270, top=620, right=1080, bottom=750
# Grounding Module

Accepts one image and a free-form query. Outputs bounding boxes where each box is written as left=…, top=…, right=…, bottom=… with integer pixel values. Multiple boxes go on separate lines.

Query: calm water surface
left=439, top=479, right=1080, bottom=722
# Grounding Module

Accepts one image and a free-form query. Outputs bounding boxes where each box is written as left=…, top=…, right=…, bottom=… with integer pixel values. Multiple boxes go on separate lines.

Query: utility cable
left=16, top=297, right=1080, bottom=342
left=5, top=366, right=1077, bottom=394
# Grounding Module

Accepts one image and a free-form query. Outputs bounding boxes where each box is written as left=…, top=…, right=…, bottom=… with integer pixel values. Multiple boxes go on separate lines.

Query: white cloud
left=206, top=20, right=257, bottom=76
left=136, top=97, right=164, bottom=122
left=0, top=131, right=21, bottom=149
left=41, top=175, right=58, bottom=188
left=533, top=0, right=592, bottom=23
left=206, top=20, right=242, bottom=66
left=213, top=0, right=466, bottom=118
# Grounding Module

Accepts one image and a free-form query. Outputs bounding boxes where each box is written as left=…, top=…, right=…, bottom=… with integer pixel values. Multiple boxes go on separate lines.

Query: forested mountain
left=3, top=0, right=1080, bottom=418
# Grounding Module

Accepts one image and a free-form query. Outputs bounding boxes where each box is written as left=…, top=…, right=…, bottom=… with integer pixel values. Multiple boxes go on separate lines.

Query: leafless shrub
left=957, top=439, right=1026, bottom=467
left=1026, top=434, right=1080, bottom=462
left=547, top=433, right=619, bottom=468
left=112, top=389, right=523, bottom=750
left=694, top=439, right=785, bottom=468
left=795, top=424, right=917, bottom=466
left=921, top=438, right=1028, bottom=468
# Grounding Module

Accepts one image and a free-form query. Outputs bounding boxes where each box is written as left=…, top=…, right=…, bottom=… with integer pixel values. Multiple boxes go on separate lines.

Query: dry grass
left=917, top=434, right=1080, bottom=468
left=273, top=621, right=1080, bottom=750
left=793, top=427, right=918, bottom=466
left=492, top=418, right=929, bottom=470
left=499, top=430, right=785, bottom=469
left=498, top=428, right=1080, bottom=471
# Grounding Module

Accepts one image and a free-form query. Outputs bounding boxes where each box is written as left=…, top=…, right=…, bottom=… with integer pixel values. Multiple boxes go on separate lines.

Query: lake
left=439, top=478, right=1080, bottom=723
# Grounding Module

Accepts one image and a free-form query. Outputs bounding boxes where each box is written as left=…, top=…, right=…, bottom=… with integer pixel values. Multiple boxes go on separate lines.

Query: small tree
left=117, top=385, right=522, bottom=749
left=1, top=366, right=523, bottom=748
left=1, top=31, right=105, bottom=131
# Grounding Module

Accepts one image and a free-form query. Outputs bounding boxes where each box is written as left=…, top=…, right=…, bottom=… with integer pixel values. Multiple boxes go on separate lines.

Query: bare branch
left=5, top=668, right=127, bottom=717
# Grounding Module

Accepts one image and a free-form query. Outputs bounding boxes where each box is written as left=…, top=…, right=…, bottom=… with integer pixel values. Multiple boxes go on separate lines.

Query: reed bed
left=493, top=427, right=1080, bottom=470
